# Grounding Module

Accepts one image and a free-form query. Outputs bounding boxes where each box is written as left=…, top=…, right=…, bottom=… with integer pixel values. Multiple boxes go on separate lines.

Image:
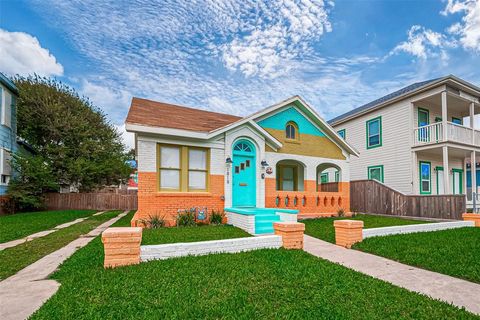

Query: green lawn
left=30, top=212, right=477, bottom=319
left=303, top=214, right=432, bottom=243
left=142, top=224, right=251, bottom=245
left=354, top=227, right=480, bottom=283
left=0, top=209, right=97, bottom=243
left=0, top=210, right=123, bottom=280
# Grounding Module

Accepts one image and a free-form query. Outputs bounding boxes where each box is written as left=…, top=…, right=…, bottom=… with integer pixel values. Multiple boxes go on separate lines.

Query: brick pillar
left=102, top=227, right=142, bottom=268
left=463, top=213, right=480, bottom=227
left=273, top=222, right=305, bottom=249
left=334, top=220, right=363, bottom=248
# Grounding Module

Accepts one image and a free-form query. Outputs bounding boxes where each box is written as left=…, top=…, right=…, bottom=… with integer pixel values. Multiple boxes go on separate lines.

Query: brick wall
left=265, top=178, right=350, bottom=216
left=132, top=172, right=225, bottom=226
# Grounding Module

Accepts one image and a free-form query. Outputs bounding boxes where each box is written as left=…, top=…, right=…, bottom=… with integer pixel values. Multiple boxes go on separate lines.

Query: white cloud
left=442, top=0, right=480, bottom=51
left=390, top=25, right=450, bottom=59
left=115, top=124, right=135, bottom=150
left=0, top=29, right=63, bottom=77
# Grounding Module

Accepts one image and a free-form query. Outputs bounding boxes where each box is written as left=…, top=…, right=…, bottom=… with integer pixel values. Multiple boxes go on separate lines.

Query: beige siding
left=334, top=101, right=413, bottom=194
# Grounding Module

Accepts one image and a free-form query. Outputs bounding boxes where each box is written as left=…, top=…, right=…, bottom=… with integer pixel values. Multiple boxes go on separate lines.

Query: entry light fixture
left=225, top=157, right=233, bottom=164
left=261, top=160, right=269, bottom=168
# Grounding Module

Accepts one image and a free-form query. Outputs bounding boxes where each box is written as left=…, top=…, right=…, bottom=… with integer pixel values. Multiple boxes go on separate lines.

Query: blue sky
left=1, top=0, right=479, bottom=147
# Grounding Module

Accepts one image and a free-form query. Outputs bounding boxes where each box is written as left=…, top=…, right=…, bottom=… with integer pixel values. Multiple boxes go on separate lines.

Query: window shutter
left=0, top=149, right=11, bottom=175
left=2, top=91, right=11, bottom=128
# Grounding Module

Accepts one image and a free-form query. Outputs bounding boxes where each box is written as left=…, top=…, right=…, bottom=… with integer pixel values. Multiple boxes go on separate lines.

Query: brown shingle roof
left=126, top=97, right=243, bottom=132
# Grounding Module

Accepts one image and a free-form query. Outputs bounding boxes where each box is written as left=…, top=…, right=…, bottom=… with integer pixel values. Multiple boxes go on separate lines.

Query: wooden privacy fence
left=45, top=192, right=138, bottom=211
left=350, top=180, right=466, bottom=220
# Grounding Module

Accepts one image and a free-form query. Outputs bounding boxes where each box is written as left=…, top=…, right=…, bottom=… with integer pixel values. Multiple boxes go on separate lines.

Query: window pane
left=188, top=149, right=206, bottom=170
left=422, top=181, right=430, bottom=192
left=282, top=180, right=294, bottom=191
left=370, top=168, right=381, bottom=181
left=160, top=169, right=179, bottom=189
left=283, top=167, right=294, bottom=180
left=369, top=135, right=380, bottom=146
left=421, top=164, right=430, bottom=180
left=161, top=146, right=180, bottom=168
left=369, top=120, right=379, bottom=135
left=189, top=171, right=206, bottom=190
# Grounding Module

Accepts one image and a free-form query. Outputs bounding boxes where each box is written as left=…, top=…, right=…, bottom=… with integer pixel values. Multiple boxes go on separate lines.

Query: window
left=452, top=117, right=462, bottom=125
left=158, top=144, right=209, bottom=192
left=417, top=108, right=429, bottom=127
left=233, top=142, right=252, bottom=152
left=285, top=122, right=298, bottom=140
left=337, top=129, right=346, bottom=139
left=335, top=171, right=340, bottom=182
left=368, top=165, right=384, bottom=183
left=419, top=161, right=431, bottom=194
left=1, top=175, right=9, bottom=185
left=320, top=173, right=329, bottom=184
left=366, top=117, right=382, bottom=149
left=277, top=165, right=297, bottom=191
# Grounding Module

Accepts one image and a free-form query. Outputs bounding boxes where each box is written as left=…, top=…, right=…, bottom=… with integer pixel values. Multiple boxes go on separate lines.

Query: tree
left=12, top=75, right=131, bottom=196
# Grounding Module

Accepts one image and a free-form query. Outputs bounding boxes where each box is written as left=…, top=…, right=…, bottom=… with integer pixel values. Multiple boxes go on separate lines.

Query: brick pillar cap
left=273, top=222, right=305, bottom=231
left=463, top=213, right=480, bottom=218
left=102, top=227, right=143, bottom=238
left=333, top=220, right=364, bottom=228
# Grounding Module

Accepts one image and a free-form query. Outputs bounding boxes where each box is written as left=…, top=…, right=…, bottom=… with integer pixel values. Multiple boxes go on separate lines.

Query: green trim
left=435, top=166, right=444, bottom=195
left=419, top=161, right=432, bottom=195
left=366, top=116, right=382, bottom=149
left=452, top=168, right=464, bottom=194
left=452, top=117, right=462, bottom=125
left=337, top=129, right=346, bottom=140
left=320, top=172, right=329, bottom=184
left=367, top=165, right=384, bottom=183
left=335, top=170, right=340, bottom=182
left=417, top=108, right=430, bottom=126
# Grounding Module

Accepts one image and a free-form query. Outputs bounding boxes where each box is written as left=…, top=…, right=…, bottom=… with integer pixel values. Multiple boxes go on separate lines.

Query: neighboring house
left=330, top=75, right=480, bottom=208
left=0, top=73, right=18, bottom=196
left=126, top=96, right=358, bottom=229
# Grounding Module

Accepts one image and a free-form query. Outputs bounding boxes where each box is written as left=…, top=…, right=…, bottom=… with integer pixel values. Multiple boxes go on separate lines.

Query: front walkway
left=0, top=210, right=128, bottom=320
left=0, top=211, right=106, bottom=251
left=303, top=235, right=480, bottom=315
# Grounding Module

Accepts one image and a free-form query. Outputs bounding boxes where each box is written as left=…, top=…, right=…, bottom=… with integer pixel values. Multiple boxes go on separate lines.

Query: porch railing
left=413, top=122, right=479, bottom=146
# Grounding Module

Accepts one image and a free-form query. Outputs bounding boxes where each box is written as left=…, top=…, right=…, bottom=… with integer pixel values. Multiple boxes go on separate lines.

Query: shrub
left=337, top=208, right=345, bottom=217
left=177, top=210, right=196, bottom=227
left=209, top=210, right=224, bottom=225
left=140, top=215, right=165, bottom=229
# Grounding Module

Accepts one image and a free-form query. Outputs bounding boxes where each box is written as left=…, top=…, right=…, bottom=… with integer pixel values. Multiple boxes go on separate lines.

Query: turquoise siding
left=257, top=106, right=326, bottom=137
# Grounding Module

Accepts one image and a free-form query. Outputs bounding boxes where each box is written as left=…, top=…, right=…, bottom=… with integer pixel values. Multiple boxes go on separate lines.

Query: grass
left=354, top=227, right=480, bottom=283
left=142, top=224, right=251, bottom=245
left=0, top=209, right=97, bottom=243
left=303, top=214, right=432, bottom=243
left=0, top=210, right=122, bottom=280
left=29, top=212, right=477, bottom=319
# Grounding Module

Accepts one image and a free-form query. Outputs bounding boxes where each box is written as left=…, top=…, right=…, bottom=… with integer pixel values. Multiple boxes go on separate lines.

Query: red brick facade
left=265, top=178, right=350, bottom=217
left=131, top=172, right=225, bottom=227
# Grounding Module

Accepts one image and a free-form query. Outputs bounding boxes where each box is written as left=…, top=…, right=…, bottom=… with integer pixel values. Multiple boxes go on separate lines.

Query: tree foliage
left=11, top=75, right=131, bottom=198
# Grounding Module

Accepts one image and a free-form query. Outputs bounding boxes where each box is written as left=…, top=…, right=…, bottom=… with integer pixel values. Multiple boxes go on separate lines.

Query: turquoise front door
left=232, top=140, right=256, bottom=207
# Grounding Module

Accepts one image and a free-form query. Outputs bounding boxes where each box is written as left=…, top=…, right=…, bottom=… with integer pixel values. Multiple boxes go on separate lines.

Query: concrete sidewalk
left=303, top=235, right=480, bottom=315
left=0, top=211, right=106, bottom=251
left=0, top=210, right=128, bottom=320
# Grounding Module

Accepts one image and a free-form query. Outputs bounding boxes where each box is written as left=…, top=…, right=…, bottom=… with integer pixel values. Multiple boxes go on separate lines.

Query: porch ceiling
left=415, top=145, right=472, bottom=158
left=415, top=93, right=477, bottom=117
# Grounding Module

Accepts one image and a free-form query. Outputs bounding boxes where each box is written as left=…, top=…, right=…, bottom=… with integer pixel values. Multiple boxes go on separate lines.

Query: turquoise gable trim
left=257, top=106, right=325, bottom=137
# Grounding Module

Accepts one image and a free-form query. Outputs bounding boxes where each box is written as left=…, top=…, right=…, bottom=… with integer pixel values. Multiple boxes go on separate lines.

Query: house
left=126, top=96, right=358, bottom=233
left=0, top=73, right=18, bottom=196
left=330, top=75, right=480, bottom=208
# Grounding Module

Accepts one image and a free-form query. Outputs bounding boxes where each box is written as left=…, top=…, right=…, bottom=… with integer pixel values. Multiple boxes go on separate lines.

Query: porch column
left=412, top=151, right=418, bottom=194
left=441, top=91, right=448, bottom=141
left=472, top=150, right=477, bottom=201
left=470, top=102, right=475, bottom=145
left=443, top=145, right=450, bottom=194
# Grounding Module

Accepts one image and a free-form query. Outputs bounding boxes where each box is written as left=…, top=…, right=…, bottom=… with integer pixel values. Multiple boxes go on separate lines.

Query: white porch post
left=412, top=151, right=418, bottom=194
left=443, top=145, right=450, bottom=194
left=470, top=102, right=475, bottom=145
left=441, top=91, right=448, bottom=141
left=472, top=150, right=477, bottom=200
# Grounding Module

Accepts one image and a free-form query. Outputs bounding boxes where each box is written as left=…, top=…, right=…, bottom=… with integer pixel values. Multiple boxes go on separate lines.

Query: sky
left=1, top=0, right=479, bottom=149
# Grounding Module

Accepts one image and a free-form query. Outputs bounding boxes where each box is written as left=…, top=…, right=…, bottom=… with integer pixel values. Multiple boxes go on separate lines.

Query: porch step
left=255, top=225, right=274, bottom=234
left=255, top=215, right=281, bottom=222
left=254, top=214, right=280, bottom=235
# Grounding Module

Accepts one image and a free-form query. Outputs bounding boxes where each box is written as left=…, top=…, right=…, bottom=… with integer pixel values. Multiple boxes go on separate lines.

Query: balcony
left=413, top=122, right=480, bottom=147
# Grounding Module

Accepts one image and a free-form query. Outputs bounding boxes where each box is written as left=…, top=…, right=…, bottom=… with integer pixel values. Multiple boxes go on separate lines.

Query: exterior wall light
left=261, top=160, right=269, bottom=168
left=226, top=157, right=233, bottom=184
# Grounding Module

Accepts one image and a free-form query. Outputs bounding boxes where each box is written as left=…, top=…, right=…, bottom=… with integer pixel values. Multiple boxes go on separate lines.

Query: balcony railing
left=413, top=122, right=479, bottom=146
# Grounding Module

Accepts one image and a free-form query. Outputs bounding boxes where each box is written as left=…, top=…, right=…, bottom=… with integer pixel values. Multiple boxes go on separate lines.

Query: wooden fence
left=45, top=192, right=138, bottom=211
left=350, top=180, right=466, bottom=220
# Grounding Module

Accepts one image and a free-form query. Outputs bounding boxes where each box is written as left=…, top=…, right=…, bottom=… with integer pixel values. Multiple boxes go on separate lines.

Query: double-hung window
left=419, top=161, right=431, bottom=194
left=366, top=117, right=382, bottom=149
left=158, top=144, right=209, bottom=192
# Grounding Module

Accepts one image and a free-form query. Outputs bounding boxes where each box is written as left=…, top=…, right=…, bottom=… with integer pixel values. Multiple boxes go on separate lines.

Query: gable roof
left=0, top=73, right=19, bottom=96
left=126, top=97, right=242, bottom=132
left=328, top=78, right=441, bottom=125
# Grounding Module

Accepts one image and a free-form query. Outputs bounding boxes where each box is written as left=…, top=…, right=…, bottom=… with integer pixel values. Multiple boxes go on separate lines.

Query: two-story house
left=0, top=73, right=18, bottom=195
left=330, top=75, right=480, bottom=208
